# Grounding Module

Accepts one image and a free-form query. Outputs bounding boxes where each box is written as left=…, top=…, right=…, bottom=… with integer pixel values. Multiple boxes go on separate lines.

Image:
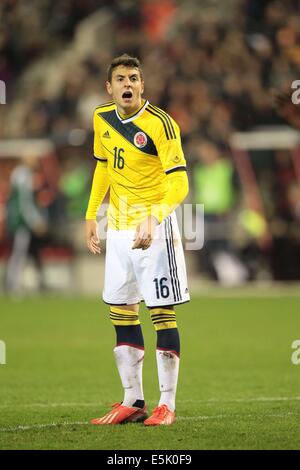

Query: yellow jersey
left=93, top=99, right=187, bottom=229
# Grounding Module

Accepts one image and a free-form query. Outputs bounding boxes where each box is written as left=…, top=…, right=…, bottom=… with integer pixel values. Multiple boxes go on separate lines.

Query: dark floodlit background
left=0, top=0, right=300, bottom=294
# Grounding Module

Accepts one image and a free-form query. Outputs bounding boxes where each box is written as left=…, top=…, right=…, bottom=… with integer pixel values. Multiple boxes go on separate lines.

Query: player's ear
left=106, top=81, right=112, bottom=96
left=141, top=80, right=144, bottom=94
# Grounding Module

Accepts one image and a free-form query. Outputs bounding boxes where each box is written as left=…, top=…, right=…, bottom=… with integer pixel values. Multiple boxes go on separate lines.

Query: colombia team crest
left=134, top=131, right=147, bottom=148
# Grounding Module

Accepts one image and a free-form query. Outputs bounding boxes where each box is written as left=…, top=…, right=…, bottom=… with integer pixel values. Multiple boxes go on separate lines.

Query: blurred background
left=1, top=0, right=300, bottom=296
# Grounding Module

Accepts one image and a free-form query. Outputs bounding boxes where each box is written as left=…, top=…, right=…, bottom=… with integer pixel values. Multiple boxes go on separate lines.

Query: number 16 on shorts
left=153, top=277, right=170, bottom=300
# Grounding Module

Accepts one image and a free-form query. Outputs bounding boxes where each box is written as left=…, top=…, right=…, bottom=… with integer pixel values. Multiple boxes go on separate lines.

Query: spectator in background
left=60, top=156, right=91, bottom=220
left=193, top=139, right=247, bottom=285
left=5, top=155, right=49, bottom=295
left=237, top=189, right=268, bottom=280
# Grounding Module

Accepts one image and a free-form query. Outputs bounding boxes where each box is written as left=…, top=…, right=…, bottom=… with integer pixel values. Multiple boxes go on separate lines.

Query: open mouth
left=122, top=91, right=133, bottom=99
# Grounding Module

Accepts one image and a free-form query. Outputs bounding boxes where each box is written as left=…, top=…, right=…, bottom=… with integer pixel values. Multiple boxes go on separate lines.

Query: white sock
left=156, top=349, right=179, bottom=412
left=114, top=345, right=144, bottom=407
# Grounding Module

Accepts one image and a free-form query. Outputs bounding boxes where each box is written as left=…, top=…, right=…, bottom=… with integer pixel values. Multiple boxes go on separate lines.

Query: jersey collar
left=115, top=99, right=149, bottom=124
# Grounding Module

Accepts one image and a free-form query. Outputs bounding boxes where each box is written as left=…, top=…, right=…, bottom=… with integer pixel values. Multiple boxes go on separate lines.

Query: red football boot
left=91, top=402, right=147, bottom=425
left=144, top=404, right=175, bottom=426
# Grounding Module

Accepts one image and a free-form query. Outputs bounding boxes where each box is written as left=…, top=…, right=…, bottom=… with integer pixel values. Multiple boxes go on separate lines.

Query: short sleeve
left=155, top=115, right=186, bottom=174
left=93, top=111, right=107, bottom=162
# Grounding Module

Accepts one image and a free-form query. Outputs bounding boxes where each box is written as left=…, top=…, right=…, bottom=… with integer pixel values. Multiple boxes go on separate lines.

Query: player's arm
left=132, top=170, right=189, bottom=250
left=86, top=110, right=110, bottom=255
left=152, top=169, right=189, bottom=223
left=133, top=115, right=188, bottom=250
left=85, top=160, right=110, bottom=254
left=85, top=160, right=109, bottom=255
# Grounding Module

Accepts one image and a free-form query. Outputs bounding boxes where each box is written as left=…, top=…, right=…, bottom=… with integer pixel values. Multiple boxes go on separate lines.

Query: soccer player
left=85, top=54, right=189, bottom=426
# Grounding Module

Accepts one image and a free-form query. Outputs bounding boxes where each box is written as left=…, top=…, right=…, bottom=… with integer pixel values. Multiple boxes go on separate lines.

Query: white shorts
left=103, top=213, right=190, bottom=307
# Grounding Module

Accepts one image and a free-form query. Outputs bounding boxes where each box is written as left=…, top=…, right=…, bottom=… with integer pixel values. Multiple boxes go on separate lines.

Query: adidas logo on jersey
left=102, top=130, right=111, bottom=138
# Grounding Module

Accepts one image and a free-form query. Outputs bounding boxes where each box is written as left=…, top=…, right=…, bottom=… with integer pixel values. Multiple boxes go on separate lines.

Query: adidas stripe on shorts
left=103, top=212, right=190, bottom=307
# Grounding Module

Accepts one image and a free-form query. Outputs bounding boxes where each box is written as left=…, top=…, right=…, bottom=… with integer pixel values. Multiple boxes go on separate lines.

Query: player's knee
left=149, top=307, right=177, bottom=331
left=109, top=306, right=140, bottom=326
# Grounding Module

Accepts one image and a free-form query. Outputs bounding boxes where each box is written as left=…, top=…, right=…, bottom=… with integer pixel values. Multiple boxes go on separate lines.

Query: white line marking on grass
left=0, top=421, right=88, bottom=433
left=1, top=396, right=300, bottom=409
left=0, top=412, right=298, bottom=433
left=178, top=412, right=298, bottom=421
left=177, top=396, right=300, bottom=404
left=0, top=402, right=104, bottom=408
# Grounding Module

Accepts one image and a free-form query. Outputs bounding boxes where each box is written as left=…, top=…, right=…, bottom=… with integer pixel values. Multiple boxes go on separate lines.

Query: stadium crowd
left=1, top=0, right=300, bottom=285
left=1, top=0, right=299, bottom=138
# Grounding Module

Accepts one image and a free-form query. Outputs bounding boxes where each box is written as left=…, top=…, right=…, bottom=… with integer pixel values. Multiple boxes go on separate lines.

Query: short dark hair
left=107, top=54, right=143, bottom=82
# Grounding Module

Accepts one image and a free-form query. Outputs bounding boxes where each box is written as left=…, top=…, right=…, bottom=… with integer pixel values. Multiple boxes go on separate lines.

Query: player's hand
left=132, top=215, right=159, bottom=250
left=86, top=219, right=101, bottom=255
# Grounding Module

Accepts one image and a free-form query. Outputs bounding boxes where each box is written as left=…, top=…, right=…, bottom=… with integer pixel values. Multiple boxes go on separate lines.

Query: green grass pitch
left=0, top=294, right=300, bottom=450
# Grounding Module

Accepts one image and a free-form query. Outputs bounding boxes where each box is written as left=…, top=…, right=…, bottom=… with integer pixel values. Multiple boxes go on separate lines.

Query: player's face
left=106, top=66, right=144, bottom=115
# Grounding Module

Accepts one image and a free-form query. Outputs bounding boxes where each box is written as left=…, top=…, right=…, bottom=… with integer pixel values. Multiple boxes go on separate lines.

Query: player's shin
left=150, top=308, right=180, bottom=412
left=110, top=307, right=145, bottom=408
